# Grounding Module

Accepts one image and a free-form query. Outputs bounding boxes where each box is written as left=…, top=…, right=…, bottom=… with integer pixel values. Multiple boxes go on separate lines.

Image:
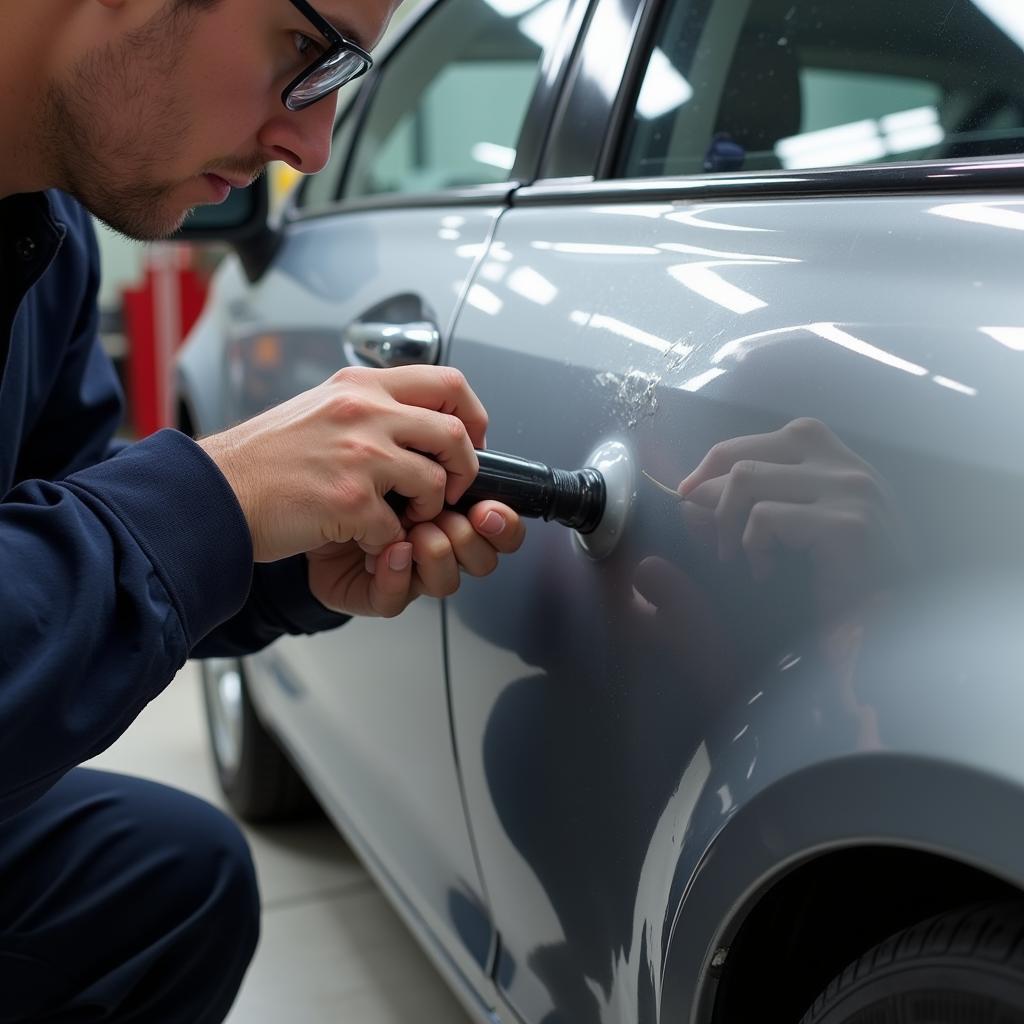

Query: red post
left=122, top=246, right=209, bottom=438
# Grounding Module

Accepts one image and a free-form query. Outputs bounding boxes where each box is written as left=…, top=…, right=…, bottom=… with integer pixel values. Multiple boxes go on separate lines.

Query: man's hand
left=198, top=365, right=488, bottom=562
left=306, top=500, right=526, bottom=617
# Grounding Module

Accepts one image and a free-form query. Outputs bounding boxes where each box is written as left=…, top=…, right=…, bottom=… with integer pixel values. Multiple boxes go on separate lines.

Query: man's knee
left=172, top=790, right=261, bottom=953
left=0, top=770, right=261, bottom=1023
left=154, top=792, right=260, bottom=1022
left=129, top=782, right=262, bottom=993
left=85, top=780, right=262, bottom=1021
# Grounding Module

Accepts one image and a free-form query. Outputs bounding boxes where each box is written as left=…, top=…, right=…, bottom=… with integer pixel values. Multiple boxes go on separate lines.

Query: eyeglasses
left=283, top=0, right=373, bottom=112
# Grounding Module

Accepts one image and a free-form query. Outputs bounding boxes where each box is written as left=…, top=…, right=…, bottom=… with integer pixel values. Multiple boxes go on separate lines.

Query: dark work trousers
left=0, top=769, right=260, bottom=1023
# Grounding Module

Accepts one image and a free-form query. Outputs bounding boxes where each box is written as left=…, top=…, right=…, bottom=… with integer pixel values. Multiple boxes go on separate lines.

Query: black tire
left=200, top=657, right=318, bottom=823
left=800, top=901, right=1024, bottom=1023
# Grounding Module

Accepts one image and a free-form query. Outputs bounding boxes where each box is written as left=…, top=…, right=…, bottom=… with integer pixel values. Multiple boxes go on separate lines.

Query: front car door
left=444, top=0, right=1024, bottom=1021
left=190, top=0, right=575, bottom=1006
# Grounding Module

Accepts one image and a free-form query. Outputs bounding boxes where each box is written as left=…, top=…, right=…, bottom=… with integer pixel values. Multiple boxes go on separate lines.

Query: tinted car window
left=621, top=0, right=1024, bottom=178
left=343, top=0, right=564, bottom=198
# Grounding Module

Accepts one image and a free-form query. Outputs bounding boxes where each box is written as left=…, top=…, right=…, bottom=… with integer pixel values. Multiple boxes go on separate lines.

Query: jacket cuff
left=254, top=556, right=352, bottom=634
left=66, top=429, right=253, bottom=647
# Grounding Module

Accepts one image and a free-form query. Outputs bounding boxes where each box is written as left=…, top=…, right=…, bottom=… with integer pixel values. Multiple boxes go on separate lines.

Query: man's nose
left=257, top=95, right=338, bottom=175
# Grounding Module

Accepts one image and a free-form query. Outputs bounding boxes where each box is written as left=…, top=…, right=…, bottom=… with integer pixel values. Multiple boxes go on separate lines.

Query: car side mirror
left=174, top=177, right=279, bottom=283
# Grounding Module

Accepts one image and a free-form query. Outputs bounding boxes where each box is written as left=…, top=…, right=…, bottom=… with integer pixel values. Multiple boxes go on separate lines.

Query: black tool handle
left=454, top=451, right=557, bottom=519
left=388, top=450, right=605, bottom=534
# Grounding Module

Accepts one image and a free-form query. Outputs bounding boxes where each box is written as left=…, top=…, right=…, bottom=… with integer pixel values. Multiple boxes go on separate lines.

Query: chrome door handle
left=343, top=321, right=441, bottom=368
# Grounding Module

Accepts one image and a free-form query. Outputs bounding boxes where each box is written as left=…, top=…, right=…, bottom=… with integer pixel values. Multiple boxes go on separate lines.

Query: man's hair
left=173, top=0, right=221, bottom=9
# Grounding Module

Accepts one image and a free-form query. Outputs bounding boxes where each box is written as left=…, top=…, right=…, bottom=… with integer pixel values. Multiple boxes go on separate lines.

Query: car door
left=214, top=0, right=574, bottom=998
left=444, top=0, right=1024, bottom=1021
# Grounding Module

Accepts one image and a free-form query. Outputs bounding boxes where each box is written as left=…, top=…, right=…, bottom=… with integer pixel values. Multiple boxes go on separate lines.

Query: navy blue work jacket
left=0, top=191, right=346, bottom=823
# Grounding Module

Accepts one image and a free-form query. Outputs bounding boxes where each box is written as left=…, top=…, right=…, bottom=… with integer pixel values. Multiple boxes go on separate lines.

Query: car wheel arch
left=655, top=754, right=1024, bottom=1024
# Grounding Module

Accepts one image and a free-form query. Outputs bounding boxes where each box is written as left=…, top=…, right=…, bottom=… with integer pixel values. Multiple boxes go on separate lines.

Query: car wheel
left=200, top=657, right=317, bottom=822
left=800, top=901, right=1024, bottom=1023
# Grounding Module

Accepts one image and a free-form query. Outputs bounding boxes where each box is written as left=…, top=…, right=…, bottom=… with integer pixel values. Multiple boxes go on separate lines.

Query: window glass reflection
left=344, top=0, right=566, bottom=197
left=622, top=0, right=1024, bottom=179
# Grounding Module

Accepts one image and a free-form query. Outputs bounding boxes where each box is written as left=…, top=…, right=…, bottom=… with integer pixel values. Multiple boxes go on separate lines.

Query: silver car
left=178, top=0, right=1024, bottom=1020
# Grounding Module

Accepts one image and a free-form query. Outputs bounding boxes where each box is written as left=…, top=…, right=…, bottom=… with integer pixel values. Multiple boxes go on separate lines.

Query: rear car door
left=444, top=1, right=1024, bottom=1021
left=204, top=0, right=572, bottom=999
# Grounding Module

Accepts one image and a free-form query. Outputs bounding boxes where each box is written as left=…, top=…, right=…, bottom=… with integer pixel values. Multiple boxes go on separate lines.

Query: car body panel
left=177, top=0, right=1024, bottom=1015
left=185, top=203, right=507, bottom=994
left=443, top=192, right=1024, bottom=1022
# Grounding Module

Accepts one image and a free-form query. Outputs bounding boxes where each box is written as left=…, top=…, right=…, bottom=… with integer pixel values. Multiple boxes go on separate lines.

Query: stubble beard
left=40, top=10, right=203, bottom=241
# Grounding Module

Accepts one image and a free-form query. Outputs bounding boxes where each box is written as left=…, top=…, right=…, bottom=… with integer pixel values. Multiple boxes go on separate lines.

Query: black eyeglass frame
left=283, top=0, right=374, bottom=111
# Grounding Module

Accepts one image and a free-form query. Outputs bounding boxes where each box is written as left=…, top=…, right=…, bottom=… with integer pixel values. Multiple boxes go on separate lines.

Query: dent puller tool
left=451, top=450, right=606, bottom=534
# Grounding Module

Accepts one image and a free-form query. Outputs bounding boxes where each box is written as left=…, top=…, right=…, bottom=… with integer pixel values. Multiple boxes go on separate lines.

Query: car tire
left=200, top=657, right=317, bottom=822
left=800, top=901, right=1024, bottom=1023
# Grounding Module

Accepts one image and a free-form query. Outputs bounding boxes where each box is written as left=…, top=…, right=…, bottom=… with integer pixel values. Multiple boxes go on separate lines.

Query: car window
left=343, top=0, right=566, bottom=198
left=620, top=0, right=1024, bottom=178
left=296, top=0, right=422, bottom=213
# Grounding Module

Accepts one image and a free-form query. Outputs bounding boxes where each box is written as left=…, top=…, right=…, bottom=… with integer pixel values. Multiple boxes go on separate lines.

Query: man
left=0, top=0, right=525, bottom=1019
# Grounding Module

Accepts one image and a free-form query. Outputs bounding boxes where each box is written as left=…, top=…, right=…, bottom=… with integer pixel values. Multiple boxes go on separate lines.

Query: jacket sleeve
left=12, top=197, right=347, bottom=668
left=0, top=197, right=259, bottom=822
left=191, top=555, right=351, bottom=659
left=0, top=430, right=255, bottom=823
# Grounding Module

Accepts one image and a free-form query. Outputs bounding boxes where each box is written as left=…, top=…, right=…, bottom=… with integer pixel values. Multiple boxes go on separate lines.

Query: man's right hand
left=197, top=365, right=488, bottom=563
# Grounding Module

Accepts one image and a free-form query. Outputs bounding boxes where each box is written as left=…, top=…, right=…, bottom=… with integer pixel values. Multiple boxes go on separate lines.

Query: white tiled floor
left=88, top=663, right=472, bottom=1024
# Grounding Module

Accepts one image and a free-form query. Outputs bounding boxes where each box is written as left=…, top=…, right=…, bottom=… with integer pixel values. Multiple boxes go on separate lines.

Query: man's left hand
left=306, top=501, right=526, bottom=617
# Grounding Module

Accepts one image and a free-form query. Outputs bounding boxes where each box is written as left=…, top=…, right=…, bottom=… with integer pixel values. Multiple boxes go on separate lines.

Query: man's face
left=44, top=0, right=393, bottom=240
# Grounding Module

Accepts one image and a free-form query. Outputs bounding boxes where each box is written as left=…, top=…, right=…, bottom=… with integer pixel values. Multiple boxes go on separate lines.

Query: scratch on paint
left=597, top=369, right=660, bottom=428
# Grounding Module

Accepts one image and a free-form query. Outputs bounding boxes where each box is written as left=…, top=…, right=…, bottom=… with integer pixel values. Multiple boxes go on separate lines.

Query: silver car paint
left=442, top=193, right=1024, bottom=1022
left=181, top=186, right=1024, bottom=1024
left=173, top=14, right=1024, bottom=1024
